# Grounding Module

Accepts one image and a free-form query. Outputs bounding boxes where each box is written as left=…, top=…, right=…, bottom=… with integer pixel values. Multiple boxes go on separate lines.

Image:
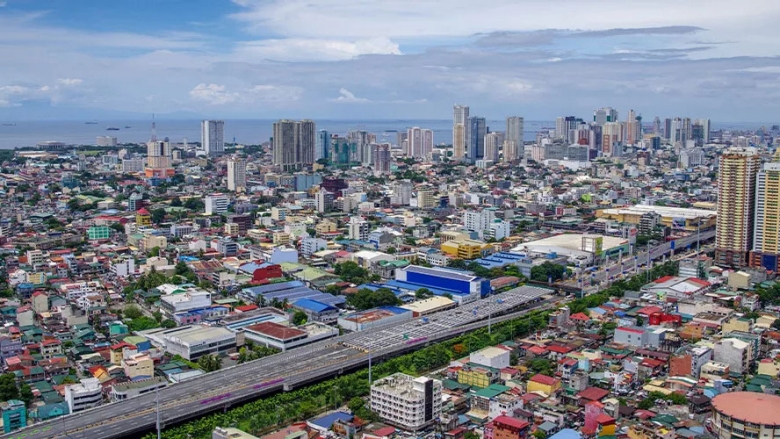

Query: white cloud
left=57, top=78, right=83, bottom=86
left=189, top=83, right=304, bottom=105
left=189, top=83, right=240, bottom=105
left=235, top=37, right=400, bottom=61
left=331, top=88, right=370, bottom=103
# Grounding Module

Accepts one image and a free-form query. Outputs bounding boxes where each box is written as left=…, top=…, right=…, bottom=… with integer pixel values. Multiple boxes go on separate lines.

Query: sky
left=1, top=0, right=779, bottom=121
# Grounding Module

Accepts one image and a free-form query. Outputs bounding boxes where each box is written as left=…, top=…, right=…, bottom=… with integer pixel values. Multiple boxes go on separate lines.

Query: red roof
left=687, top=277, right=710, bottom=287
left=493, top=415, right=529, bottom=430
left=595, top=413, right=615, bottom=425
left=246, top=321, right=306, bottom=340
left=637, top=306, right=662, bottom=316
left=372, top=427, right=396, bottom=437
left=570, top=312, right=590, bottom=321
left=577, top=386, right=610, bottom=401
left=137, top=208, right=151, bottom=215
left=529, top=374, right=558, bottom=386
left=528, top=345, right=548, bottom=355
left=640, top=358, right=665, bottom=368
left=617, top=326, right=644, bottom=334
left=655, top=275, right=675, bottom=283
left=234, top=304, right=259, bottom=312
left=547, top=345, right=573, bottom=354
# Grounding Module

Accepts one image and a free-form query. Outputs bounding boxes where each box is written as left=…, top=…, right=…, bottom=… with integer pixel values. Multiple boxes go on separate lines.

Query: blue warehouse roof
left=293, top=298, right=338, bottom=313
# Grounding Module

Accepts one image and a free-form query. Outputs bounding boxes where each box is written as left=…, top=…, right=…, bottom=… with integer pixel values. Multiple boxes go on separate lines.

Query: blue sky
left=1, top=0, right=779, bottom=121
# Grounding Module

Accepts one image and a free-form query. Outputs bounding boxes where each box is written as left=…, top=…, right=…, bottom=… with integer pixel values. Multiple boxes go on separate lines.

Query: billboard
left=672, top=217, right=687, bottom=229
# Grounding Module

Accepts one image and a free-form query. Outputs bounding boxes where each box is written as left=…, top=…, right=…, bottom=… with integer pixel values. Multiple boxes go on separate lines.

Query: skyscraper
left=373, top=143, right=391, bottom=174
left=593, top=107, right=618, bottom=126
left=406, top=127, right=433, bottom=160
left=272, top=119, right=316, bottom=172
left=316, top=130, right=329, bottom=162
left=751, top=162, right=780, bottom=271
left=226, top=157, right=247, bottom=192
left=505, top=116, right=523, bottom=160
left=716, top=147, right=760, bottom=267
left=453, top=105, right=469, bottom=161
left=503, top=139, right=520, bottom=163
left=484, top=132, right=502, bottom=163
left=201, top=120, right=225, bottom=156
left=468, top=116, right=486, bottom=163
left=625, top=109, right=641, bottom=145
left=693, top=118, right=711, bottom=144
left=602, top=122, right=622, bottom=156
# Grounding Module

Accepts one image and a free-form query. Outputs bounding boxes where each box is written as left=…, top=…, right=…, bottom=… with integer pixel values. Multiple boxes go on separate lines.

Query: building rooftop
left=711, top=392, right=780, bottom=425
left=600, top=204, right=716, bottom=219
left=246, top=322, right=306, bottom=341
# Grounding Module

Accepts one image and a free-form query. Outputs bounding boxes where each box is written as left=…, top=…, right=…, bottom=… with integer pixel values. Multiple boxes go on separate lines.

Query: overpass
left=3, top=286, right=556, bottom=439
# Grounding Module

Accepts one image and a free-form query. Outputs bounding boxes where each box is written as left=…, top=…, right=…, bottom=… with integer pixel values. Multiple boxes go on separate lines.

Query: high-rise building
left=653, top=116, right=662, bottom=135
left=602, top=122, right=623, bottom=156
left=484, top=132, right=502, bottom=163
left=226, top=157, right=247, bottom=192
left=625, top=109, right=640, bottom=145
left=468, top=116, right=486, bottom=163
left=96, top=136, right=117, bottom=147
left=453, top=105, right=469, bottom=161
left=463, top=208, right=497, bottom=238
left=201, top=120, right=225, bottom=156
left=205, top=194, right=230, bottom=215
left=664, top=118, right=673, bottom=141
left=316, top=130, right=329, bottom=162
left=272, top=119, right=316, bottom=172
left=503, top=139, right=520, bottom=163
left=751, top=162, right=780, bottom=271
left=716, top=147, right=760, bottom=267
left=693, top=118, right=711, bottom=144
left=505, top=116, right=523, bottom=154
left=593, top=107, right=618, bottom=126
left=145, top=140, right=174, bottom=178
left=348, top=216, right=370, bottom=241
left=406, top=127, right=433, bottom=160
left=373, top=143, right=391, bottom=174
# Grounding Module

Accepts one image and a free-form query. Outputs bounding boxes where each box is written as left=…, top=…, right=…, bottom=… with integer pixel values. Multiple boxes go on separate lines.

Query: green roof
left=474, top=383, right=511, bottom=398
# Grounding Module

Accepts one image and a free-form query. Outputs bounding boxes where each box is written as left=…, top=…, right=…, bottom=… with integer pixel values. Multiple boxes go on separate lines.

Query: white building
left=470, top=346, right=511, bottom=370
left=484, top=132, right=502, bottom=163
left=122, top=158, right=145, bottom=173
left=463, top=208, right=497, bottom=238
left=96, top=136, right=118, bottom=147
left=65, top=378, right=103, bottom=413
left=201, top=120, right=225, bottom=156
left=159, top=291, right=212, bottom=316
left=348, top=216, right=370, bottom=241
left=487, top=219, right=512, bottom=241
left=406, top=127, right=433, bottom=160
left=679, top=148, right=704, bottom=168
left=112, top=258, right=136, bottom=278
left=141, top=325, right=237, bottom=361
left=226, top=157, right=247, bottom=192
left=205, top=194, right=229, bottom=215
left=371, top=373, right=442, bottom=431
left=301, top=237, right=328, bottom=258
left=713, top=338, right=752, bottom=375
left=453, top=105, right=469, bottom=161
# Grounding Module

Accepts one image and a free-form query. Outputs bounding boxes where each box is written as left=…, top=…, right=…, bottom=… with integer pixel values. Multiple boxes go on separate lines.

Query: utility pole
left=156, top=386, right=161, bottom=439
left=368, top=348, right=372, bottom=386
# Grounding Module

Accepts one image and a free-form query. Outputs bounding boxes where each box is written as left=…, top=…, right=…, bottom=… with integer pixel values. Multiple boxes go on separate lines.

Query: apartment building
left=371, top=373, right=442, bottom=431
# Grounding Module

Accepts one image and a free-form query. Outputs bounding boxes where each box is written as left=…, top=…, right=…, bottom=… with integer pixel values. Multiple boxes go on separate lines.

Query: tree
left=151, top=208, right=166, bottom=224
left=386, top=247, right=397, bottom=254
left=124, top=305, right=143, bottom=320
left=334, top=261, right=370, bottom=285
left=448, top=259, right=468, bottom=269
left=0, top=374, right=19, bottom=401
left=19, top=382, right=33, bottom=407
left=292, top=311, right=308, bottom=326
left=152, top=310, right=163, bottom=323
left=415, top=288, right=433, bottom=299
left=636, top=316, right=644, bottom=327
left=198, top=354, right=222, bottom=372
left=530, top=262, right=566, bottom=283
left=170, top=197, right=182, bottom=207
left=465, top=431, right=480, bottom=439
left=161, top=319, right=177, bottom=329
left=128, top=317, right=159, bottom=331
left=149, top=246, right=160, bottom=258
left=346, top=288, right=402, bottom=310
left=532, top=430, right=547, bottom=439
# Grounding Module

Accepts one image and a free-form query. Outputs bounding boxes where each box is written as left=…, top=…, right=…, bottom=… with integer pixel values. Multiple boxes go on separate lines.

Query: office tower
left=330, top=135, right=356, bottom=166
left=716, top=147, right=760, bottom=267
left=463, top=209, right=496, bottom=238
left=373, top=143, right=391, bottom=174
left=752, top=162, right=780, bottom=271
left=653, top=117, right=661, bottom=135
left=392, top=181, right=413, bottom=206
left=315, top=190, right=333, bottom=213
left=396, top=131, right=408, bottom=152
left=468, top=116, right=486, bottom=162
left=505, top=116, right=523, bottom=160
left=453, top=105, right=469, bottom=160
left=625, top=109, right=640, bottom=145
left=205, top=194, right=230, bottom=215
left=347, top=130, right=371, bottom=164
left=669, top=118, right=683, bottom=143
left=316, top=130, right=329, bottom=162
left=556, top=116, right=579, bottom=143
left=664, top=118, right=673, bottom=141
left=484, top=132, right=502, bottom=163
left=406, top=127, right=433, bottom=160
left=693, top=118, right=711, bottom=144
left=602, top=122, right=622, bottom=156
left=593, top=107, right=618, bottom=126
left=682, top=117, right=692, bottom=141
left=226, top=157, right=247, bottom=192
left=272, top=119, right=316, bottom=172
left=201, top=120, right=225, bottom=156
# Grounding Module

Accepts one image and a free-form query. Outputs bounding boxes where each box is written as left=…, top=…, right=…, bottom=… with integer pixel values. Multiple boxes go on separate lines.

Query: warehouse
left=141, top=325, right=237, bottom=361
left=391, top=265, right=489, bottom=304
left=338, top=306, right=413, bottom=332
left=512, top=233, right=628, bottom=266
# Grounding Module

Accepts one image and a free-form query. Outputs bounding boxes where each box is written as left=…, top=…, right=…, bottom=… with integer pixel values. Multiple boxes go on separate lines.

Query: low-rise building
left=65, top=378, right=103, bottom=413
left=371, top=373, right=442, bottom=431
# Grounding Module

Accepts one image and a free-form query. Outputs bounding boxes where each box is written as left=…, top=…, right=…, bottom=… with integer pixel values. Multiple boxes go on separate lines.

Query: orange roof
left=529, top=374, right=558, bottom=386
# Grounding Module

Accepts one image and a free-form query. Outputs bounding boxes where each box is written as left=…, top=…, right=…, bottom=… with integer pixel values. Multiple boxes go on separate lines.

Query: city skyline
left=0, top=0, right=779, bottom=121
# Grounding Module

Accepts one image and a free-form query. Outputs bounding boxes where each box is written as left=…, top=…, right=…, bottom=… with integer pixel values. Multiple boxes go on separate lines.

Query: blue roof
left=356, top=284, right=405, bottom=296
left=310, top=411, right=353, bottom=429
left=244, top=280, right=305, bottom=295
left=550, top=430, right=581, bottom=439
left=404, top=265, right=476, bottom=281
left=378, top=306, right=412, bottom=315
left=239, top=261, right=277, bottom=274
left=293, top=298, right=337, bottom=313
left=385, top=279, right=466, bottom=297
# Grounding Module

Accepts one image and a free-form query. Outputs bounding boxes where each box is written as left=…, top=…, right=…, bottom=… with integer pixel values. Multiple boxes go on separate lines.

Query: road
left=563, top=230, right=716, bottom=289
left=3, top=286, right=554, bottom=439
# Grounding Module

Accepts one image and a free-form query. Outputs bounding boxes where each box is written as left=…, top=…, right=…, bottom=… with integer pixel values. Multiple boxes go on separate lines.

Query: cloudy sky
left=1, top=0, right=779, bottom=121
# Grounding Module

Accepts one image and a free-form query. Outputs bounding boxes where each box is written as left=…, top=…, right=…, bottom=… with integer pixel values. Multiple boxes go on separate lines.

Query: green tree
left=19, top=382, right=33, bottom=407
left=0, top=374, right=19, bottom=401
left=170, top=197, right=182, bottom=207
left=124, top=305, right=143, bottom=320
left=530, top=262, right=566, bottom=283
left=533, top=430, right=547, bottom=439
left=197, top=354, right=222, bottom=372
left=152, top=310, right=163, bottom=323
left=346, top=288, right=402, bottom=310
left=151, top=208, right=166, bottom=224
left=161, top=319, right=177, bottom=329
left=149, top=246, right=160, bottom=257
left=334, top=261, right=370, bottom=284
left=415, top=288, right=433, bottom=299
left=292, top=311, right=308, bottom=326
left=465, top=431, right=480, bottom=439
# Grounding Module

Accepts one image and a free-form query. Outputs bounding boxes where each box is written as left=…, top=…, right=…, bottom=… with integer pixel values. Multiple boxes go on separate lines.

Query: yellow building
left=441, top=239, right=491, bottom=260
left=722, top=316, right=753, bottom=334
left=136, top=208, right=152, bottom=226
left=526, top=374, right=561, bottom=397
left=440, top=231, right=471, bottom=243
left=26, top=272, right=46, bottom=285
left=750, top=162, right=780, bottom=271
left=595, top=205, right=716, bottom=231
left=224, top=223, right=239, bottom=235
left=417, top=190, right=437, bottom=209
left=716, top=147, right=760, bottom=266
left=315, top=220, right=337, bottom=235
left=457, top=364, right=498, bottom=389
left=273, top=232, right=291, bottom=245
left=122, top=353, right=154, bottom=379
left=758, top=358, right=780, bottom=377
left=627, top=423, right=674, bottom=439
left=140, top=235, right=167, bottom=253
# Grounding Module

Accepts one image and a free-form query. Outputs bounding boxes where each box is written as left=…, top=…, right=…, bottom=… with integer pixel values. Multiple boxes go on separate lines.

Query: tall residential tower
left=716, top=147, right=760, bottom=267
left=201, top=120, right=225, bottom=156
left=272, top=119, right=316, bottom=172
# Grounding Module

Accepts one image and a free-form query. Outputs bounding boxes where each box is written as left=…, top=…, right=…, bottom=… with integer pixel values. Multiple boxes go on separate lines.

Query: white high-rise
left=348, top=216, right=370, bottom=241
left=406, top=127, right=433, bottom=160
left=226, top=157, right=247, bottom=192
left=463, top=208, right=497, bottom=238
left=484, top=132, right=502, bottom=163
left=371, top=373, right=442, bottom=431
left=453, top=105, right=469, bottom=160
left=201, top=120, right=225, bottom=156
left=505, top=116, right=523, bottom=159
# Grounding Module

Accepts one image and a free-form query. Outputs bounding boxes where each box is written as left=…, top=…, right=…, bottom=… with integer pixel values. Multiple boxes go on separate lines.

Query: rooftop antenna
left=151, top=113, right=157, bottom=143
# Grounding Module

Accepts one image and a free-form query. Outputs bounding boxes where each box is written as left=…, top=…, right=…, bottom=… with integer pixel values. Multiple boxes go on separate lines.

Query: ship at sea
left=1, top=123, right=16, bottom=126
left=124, top=125, right=132, bottom=128
left=106, top=126, right=120, bottom=131
left=85, top=121, right=98, bottom=124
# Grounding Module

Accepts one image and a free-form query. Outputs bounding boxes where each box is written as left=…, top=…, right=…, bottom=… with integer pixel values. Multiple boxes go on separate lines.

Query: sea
left=0, top=119, right=769, bottom=150
left=0, top=119, right=551, bottom=149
